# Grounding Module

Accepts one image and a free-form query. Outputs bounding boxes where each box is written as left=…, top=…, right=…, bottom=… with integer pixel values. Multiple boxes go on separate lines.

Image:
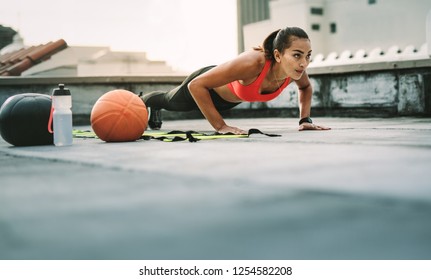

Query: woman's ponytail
left=262, top=29, right=281, bottom=61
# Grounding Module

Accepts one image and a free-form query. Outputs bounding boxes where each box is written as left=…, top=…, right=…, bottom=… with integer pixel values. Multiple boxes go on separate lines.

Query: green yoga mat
left=73, top=129, right=280, bottom=142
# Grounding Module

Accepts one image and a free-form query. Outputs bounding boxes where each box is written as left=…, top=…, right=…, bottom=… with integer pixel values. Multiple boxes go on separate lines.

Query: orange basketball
left=90, top=89, right=148, bottom=142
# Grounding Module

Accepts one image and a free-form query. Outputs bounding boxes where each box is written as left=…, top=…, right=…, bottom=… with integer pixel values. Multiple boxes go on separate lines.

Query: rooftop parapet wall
left=236, top=45, right=431, bottom=118
left=1, top=54, right=430, bottom=124
left=0, top=76, right=184, bottom=124
left=256, top=68, right=431, bottom=118
left=308, top=44, right=430, bottom=74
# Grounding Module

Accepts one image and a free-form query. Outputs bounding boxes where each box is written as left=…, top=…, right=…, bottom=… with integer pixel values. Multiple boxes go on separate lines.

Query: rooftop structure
left=240, top=0, right=430, bottom=58
left=22, top=46, right=180, bottom=77
left=0, top=39, right=67, bottom=76
left=0, top=35, right=180, bottom=77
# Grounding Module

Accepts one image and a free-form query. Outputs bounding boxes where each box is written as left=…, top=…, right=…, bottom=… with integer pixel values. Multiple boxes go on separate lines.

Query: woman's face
left=277, top=37, right=312, bottom=80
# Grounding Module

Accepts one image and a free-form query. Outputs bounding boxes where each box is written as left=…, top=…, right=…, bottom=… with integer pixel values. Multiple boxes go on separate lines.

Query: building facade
left=240, top=0, right=431, bottom=56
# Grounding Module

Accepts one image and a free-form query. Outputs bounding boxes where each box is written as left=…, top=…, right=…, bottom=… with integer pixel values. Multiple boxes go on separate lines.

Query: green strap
left=73, top=129, right=280, bottom=142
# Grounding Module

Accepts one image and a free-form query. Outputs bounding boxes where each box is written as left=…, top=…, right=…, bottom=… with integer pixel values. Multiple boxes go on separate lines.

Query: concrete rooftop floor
left=0, top=117, right=430, bottom=260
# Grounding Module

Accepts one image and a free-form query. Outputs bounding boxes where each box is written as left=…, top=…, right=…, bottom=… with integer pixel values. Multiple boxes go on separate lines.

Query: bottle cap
left=52, top=84, right=71, bottom=96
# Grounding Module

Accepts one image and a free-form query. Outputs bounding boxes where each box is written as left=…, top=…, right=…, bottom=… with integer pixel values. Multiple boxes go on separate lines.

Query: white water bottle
left=52, top=84, right=73, bottom=146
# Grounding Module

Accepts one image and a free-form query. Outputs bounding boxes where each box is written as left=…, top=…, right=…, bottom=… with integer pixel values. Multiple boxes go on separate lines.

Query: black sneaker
left=148, top=107, right=162, bottom=130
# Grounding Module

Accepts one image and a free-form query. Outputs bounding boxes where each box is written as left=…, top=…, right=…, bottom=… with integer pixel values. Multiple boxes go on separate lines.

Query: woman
left=142, top=26, right=330, bottom=134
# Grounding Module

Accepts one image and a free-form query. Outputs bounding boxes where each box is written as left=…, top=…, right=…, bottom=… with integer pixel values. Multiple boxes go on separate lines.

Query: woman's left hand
left=299, top=122, right=331, bottom=131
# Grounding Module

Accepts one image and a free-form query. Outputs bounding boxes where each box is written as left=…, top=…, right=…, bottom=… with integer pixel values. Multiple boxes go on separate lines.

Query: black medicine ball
left=0, top=93, right=54, bottom=146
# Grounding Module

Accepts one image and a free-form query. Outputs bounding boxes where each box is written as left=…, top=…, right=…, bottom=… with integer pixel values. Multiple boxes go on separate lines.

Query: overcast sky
left=0, top=0, right=238, bottom=72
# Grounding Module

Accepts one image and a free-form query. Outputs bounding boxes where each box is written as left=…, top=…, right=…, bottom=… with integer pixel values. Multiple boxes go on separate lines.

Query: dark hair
left=256, top=27, right=309, bottom=61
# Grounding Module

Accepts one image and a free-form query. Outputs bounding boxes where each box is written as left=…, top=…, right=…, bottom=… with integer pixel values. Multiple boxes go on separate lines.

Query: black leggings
left=142, top=66, right=241, bottom=112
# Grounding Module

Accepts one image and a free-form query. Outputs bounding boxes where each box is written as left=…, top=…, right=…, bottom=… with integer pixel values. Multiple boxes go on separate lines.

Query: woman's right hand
left=217, top=124, right=248, bottom=135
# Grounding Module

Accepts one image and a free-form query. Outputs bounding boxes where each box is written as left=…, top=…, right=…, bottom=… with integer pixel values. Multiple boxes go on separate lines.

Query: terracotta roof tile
left=0, top=39, right=67, bottom=76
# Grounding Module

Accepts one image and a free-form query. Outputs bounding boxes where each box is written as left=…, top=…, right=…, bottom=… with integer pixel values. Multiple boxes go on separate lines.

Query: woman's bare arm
left=187, top=51, right=264, bottom=134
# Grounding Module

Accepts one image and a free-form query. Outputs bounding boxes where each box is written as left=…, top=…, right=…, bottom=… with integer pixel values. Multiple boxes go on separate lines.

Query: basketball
left=0, top=93, right=53, bottom=146
left=90, top=89, right=148, bottom=142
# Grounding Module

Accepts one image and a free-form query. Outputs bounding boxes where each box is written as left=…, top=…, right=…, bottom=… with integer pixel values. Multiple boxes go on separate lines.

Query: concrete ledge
left=1, top=59, right=430, bottom=124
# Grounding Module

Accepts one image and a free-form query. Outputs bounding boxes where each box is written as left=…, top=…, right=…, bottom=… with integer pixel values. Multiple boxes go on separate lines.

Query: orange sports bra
left=227, top=60, right=290, bottom=102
